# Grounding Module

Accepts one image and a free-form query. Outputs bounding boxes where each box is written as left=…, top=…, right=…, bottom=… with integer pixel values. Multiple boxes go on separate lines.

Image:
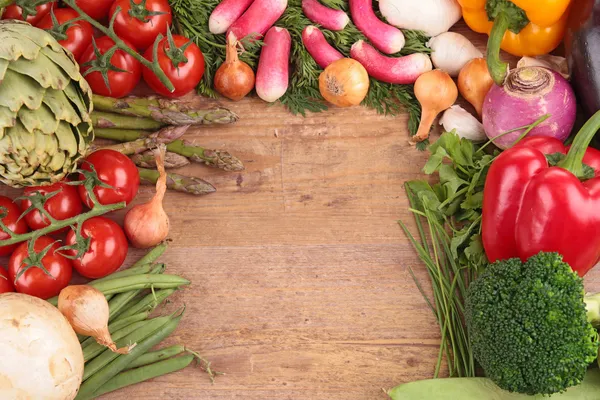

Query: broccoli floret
left=465, top=252, right=599, bottom=396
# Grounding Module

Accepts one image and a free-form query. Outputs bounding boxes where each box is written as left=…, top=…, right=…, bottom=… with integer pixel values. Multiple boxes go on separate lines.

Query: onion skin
left=214, top=32, right=255, bottom=101
left=482, top=67, right=576, bottom=149
left=319, top=58, right=370, bottom=107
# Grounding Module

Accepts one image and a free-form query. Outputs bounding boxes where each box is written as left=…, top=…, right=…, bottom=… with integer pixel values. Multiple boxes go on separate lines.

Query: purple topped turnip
left=482, top=67, right=576, bottom=149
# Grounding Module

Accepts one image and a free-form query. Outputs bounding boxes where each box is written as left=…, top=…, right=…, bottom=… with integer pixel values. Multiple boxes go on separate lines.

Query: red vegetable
left=2, top=2, right=55, bottom=25
left=75, top=0, right=114, bottom=21
left=302, top=26, right=344, bottom=69
left=110, top=0, right=172, bottom=50
left=65, top=217, right=128, bottom=279
left=0, top=196, right=28, bottom=257
left=143, top=33, right=205, bottom=98
left=227, top=0, right=288, bottom=40
left=9, top=236, right=72, bottom=300
left=350, top=40, right=432, bottom=84
left=78, top=149, right=140, bottom=208
left=301, top=0, right=349, bottom=31
left=0, top=267, right=14, bottom=294
left=209, top=0, right=255, bottom=34
left=256, top=27, right=291, bottom=103
left=79, top=36, right=142, bottom=98
left=35, top=8, right=93, bottom=61
left=348, top=0, right=404, bottom=54
left=482, top=111, right=600, bottom=277
left=21, top=181, right=83, bottom=233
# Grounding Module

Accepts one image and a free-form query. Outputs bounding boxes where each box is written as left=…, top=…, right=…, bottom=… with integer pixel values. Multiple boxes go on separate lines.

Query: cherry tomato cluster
left=1, top=0, right=205, bottom=99
left=0, top=150, right=139, bottom=300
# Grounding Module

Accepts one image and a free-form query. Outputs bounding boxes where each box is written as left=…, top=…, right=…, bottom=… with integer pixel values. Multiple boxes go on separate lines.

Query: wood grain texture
left=3, top=22, right=596, bottom=400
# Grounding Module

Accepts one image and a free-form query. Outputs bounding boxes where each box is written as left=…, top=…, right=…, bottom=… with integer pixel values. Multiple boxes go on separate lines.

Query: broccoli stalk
left=465, top=252, right=600, bottom=396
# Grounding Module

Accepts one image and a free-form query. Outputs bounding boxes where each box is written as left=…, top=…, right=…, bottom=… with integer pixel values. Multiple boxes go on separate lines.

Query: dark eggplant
left=565, top=0, right=600, bottom=118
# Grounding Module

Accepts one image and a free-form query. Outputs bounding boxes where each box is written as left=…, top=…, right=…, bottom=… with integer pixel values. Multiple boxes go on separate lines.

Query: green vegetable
left=83, top=320, right=149, bottom=362
left=0, top=20, right=93, bottom=187
left=387, top=368, right=600, bottom=400
left=80, top=312, right=150, bottom=351
left=125, top=345, right=186, bottom=370
left=89, top=274, right=190, bottom=295
left=465, top=252, right=600, bottom=395
left=115, top=289, right=177, bottom=321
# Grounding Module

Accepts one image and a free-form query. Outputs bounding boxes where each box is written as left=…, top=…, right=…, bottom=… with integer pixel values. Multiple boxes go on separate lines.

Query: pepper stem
left=558, top=110, right=600, bottom=177
left=486, top=11, right=510, bottom=86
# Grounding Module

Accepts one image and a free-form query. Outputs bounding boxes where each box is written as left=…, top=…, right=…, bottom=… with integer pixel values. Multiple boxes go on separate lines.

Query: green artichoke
left=0, top=20, right=93, bottom=187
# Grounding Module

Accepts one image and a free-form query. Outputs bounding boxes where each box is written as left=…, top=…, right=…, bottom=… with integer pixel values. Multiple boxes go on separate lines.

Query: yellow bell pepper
left=457, top=0, right=571, bottom=84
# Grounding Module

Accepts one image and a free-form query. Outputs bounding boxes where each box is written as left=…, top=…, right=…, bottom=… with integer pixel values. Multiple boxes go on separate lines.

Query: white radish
left=379, top=0, right=462, bottom=37
left=350, top=40, right=432, bottom=84
left=256, top=27, right=291, bottom=102
left=209, top=0, right=256, bottom=34
left=227, top=0, right=288, bottom=40
left=427, top=32, right=482, bottom=77
left=302, top=26, right=344, bottom=69
left=302, top=0, right=349, bottom=31
left=349, top=0, right=405, bottom=54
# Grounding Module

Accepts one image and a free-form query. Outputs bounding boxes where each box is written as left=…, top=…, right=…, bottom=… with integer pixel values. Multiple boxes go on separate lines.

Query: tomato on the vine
left=36, top=8, right=94, bottom=61
left=78, top=149, right=140, bottom=208
left=0, top=196, right=28, bottom=257
left=143, top=34, right=205, bottom=98
left=2, top=2, right=55, bottom=25
left=65, top=216, right=128, bottom=279
left=79, top=36, right=142, bottom=98
left=8, top=236, right=72, bottom=300
left=21, top=181, right=83, bottom=233
left=75, top=0, right=115, bottom=21
left=0, top=267, right=14, bottom=294
left=110, top=0, right=172, bottom=50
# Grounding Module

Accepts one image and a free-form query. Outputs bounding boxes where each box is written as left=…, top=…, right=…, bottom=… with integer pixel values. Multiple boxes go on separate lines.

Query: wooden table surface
left=6, top=22, right=600, bottom=400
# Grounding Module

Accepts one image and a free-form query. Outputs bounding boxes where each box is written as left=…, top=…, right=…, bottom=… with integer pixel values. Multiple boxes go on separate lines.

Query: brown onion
left=319, top=58, right=369, bottom=107
left=214, top=32, right=256, bottom=101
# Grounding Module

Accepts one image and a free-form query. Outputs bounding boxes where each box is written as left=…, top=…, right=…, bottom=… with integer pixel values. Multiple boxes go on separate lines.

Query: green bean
left=91, top=263, right=153, bottom=285
left=80, top=312, right=150, bottom=351
left=89, top=274, right=189, bottom=295
left=116, top=289, right=176, bottom=321
left=83, top=315, right=172, bottom=380
left=91, top=354, right=194, bottom=398
left=77, top=314, right=183, bottom=400
left=83, top=320, right=148, bottom=362
left=125, top=345, right=186, bottom=370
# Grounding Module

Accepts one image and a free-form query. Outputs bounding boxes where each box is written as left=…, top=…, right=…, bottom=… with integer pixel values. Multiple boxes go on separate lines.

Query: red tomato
left=8, top=236, right=72, bottom=300
left=75, top=0, right=114, bottom=21
left=110, top=0, right=172, bottom=50
left=65, top=216, right=128, bottom=279
left=21, top=181, right=83, bottom=233
left=0, top=267, right=14, bottom=294
left=78, top=149, right=140, bottom=208
left=36, top=8, right=93, bottom=61
left=143, top=34, right=205, bottom=98
left=0, top=196, right=29, bottom=256
left=2, top=2, right=55, bottom=25
left=79, top=36, right=142, bottom=98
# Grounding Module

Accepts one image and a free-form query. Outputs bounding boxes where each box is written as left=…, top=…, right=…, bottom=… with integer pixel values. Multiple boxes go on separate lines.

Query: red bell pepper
left=482, top=111, right=600, bottom=276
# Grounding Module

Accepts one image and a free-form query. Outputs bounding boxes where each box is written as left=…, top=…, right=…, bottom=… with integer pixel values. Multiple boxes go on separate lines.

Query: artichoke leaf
left=9, top=52, right=70, bottom=91
left=0, top=59, right=8, bottom=81
left=54, top=121, right=78, bottom=158
left=0, top=69, right=44, bottom=112
left=0, top=33, right=44, bottom=63
left=43, top=87, right=82, bottom=126
left=0, top=21, right=65, bottom=58
left=40, top=47, right=87, bottom=91
left=0, top=106, right=17, bottom=137
left=18, top=103, right=59, bottom=135
left=62, top=82, right=91, bottom=124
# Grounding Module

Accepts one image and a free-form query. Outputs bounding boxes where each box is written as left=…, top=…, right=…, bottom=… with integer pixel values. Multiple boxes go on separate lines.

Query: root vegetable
left=482, top=67, right=577, bottom=149
left=302, top=26, right=344, bottom=69
left=411, top=69, right=458, bottom=143
left=517, top=55, right=569, bottom=79
left=0, top=293, right=84, bottom=400
left=350, top=40, right=432, bottom=84
left=214, top=32, right=256, bottom=101
left=209, top=0, right=256, bottom=34
left=349, top=0, right=405, bottom=54
left=379, top=0, right=462, bottom=37
left=256, top=27, right=291, bottom=102
left=458, top=58, right=494, bottom=117
left=227, top=0, right=288, bottom=40
left=439, top=105, right=486, bottom=142
left=301, top=0, right=349, bottom=31
left=319, top=58, right=370, bottom=107
left=427, top=32, right=482, bottom=77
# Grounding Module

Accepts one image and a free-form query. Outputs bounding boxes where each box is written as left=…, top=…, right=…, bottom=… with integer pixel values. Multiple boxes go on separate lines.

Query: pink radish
left=350, top=40, right=432, bottom=84
left=209, top=0, right=256, bottom=34
left=349, top=0, right=404, bottom=54
left=302, top=26, right=344, bottom=69
left=227, top=0, right=288, bottom=40
left=256, top=27, right=291, bottom=102
left=301, top=0, right=349, bottom=31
